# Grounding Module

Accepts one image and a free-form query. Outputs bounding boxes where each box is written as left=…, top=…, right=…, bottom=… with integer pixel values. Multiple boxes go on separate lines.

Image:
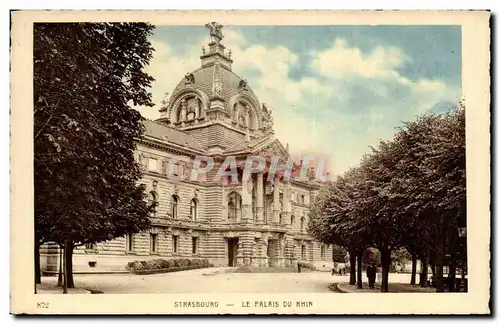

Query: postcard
left=10, top=10, right=490, bottom=315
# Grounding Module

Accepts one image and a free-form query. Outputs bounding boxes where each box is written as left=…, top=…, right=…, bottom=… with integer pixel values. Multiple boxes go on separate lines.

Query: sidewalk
left=336, top=282, right=435, bottom=293
left=36, top=283, right=91, bottom=294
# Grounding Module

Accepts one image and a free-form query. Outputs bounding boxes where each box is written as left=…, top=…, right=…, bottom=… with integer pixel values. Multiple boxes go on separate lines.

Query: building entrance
left=227, top=238, right=239, bottom=267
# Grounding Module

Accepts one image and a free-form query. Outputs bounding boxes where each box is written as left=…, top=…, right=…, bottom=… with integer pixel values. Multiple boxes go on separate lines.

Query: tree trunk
left=349, top=253, right=356, bottom=285
left=65, top=242, right=75, bottom=289
left=410, top=253, right=417, bottom=285
left=356, top=251, right=363, bottom=289
left=435, top=238, right=445, bottom=292
left=62, top=241, right=68, bottom=294
left=380, top=247, right=391, bottom=292
left=448, top=257, right=457, bottom=292
left=34, top=241, right=41, bottom=285
left=420, top=255, right=429, bottom=287
left=57, top=246, right=63, bottom=287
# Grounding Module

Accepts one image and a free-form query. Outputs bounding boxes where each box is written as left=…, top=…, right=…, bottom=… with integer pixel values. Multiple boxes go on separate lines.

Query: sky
left=137, top=25, right=462, bottom=177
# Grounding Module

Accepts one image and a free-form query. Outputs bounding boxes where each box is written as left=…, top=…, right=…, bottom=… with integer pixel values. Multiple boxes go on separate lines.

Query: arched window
left=190, top=199, right=197, bottom=221
left=227, top=192, right=242, bottom=221
left=291, top=215, right=295, bottom=227
left=171, top=195, right=179, bottom=219
left=148, top=191, right=158, bottom=214
left=300, top=217, right=305, bottom=231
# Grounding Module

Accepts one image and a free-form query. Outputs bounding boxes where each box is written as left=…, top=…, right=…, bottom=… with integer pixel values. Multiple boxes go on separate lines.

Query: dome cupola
left=155, top=22, right=276, bottom=147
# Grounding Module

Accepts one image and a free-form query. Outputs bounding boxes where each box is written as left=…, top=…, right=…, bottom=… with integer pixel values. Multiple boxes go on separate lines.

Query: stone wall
left=39, top=144, right=332, bottom=274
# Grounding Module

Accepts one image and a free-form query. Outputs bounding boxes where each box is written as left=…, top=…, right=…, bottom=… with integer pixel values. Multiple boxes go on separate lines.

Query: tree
left=34, top=23, right=156, bottom=291
left=331, top=245, right=348, bottom=263
left=309, top=104, right=465, bottom=293
left=391, top=106, right=465, bottom=291
left=308, top=171, right=371, bottom=286
left=363, top=247, right=381, bottom=267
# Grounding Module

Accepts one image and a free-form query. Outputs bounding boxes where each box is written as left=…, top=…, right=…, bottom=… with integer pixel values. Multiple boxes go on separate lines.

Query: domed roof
left=155, top=22, right=275, bottom=138
left=169, top=64, right=259, bottom=105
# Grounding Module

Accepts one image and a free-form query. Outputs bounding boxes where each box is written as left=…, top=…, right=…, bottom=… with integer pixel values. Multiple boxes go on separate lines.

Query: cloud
left=312, top=38, right=409, bottom=79
left=138, top=28, right=461, bottom=177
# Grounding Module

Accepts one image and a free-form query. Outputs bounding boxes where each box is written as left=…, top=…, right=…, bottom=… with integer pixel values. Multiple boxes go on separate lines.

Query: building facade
left=40, top=23, right=333, bottom=274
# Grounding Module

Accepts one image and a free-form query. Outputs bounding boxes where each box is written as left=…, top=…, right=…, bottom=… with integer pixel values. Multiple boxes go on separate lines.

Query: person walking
left=366, top=264, right=377, bottom=289
left=376, top=264, right=382, bottom=284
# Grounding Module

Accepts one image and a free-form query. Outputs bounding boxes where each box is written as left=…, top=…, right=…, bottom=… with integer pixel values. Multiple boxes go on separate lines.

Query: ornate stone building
left=40, top=23, right=332, bottom=274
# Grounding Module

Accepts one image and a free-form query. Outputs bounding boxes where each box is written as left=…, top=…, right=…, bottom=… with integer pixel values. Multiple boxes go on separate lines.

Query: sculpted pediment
left=253, top=139, right=290, bottom=163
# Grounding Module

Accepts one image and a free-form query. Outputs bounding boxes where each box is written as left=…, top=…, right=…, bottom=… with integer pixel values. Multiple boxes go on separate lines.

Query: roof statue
left=160, top=92, right=169, bottom=109
left=205, top=22, right=224, bottom=44
left=185, top=73, right=195, bottom=84
left=238, top=79, right=248, bottom=91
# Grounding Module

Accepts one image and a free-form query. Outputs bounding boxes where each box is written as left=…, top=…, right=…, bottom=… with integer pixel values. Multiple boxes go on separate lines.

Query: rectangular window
left=150, top=233, right=158, bottom=253
left=192, top=237, right=198, bottom=254
left=172, top=235, right=178, bottom=254
left=301, top=245, right=306, bottom=259
left=126, top=233, right=134, bottom=252
left=85, top=243, right=95, bottom=250
left=148, top=157, right=158, bottom=172
left=321, top=245, right=326, bottom=260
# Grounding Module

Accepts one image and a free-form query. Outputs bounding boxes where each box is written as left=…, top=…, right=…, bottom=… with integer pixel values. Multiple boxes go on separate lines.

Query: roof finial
left=205, top=22, right=224, bottom=45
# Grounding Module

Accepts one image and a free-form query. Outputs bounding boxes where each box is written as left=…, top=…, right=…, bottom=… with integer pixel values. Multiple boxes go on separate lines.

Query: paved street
left=39, top=268, right=419, bottom=294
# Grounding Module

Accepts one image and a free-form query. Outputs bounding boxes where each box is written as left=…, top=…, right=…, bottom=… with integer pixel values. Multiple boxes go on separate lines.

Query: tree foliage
left=308, top=105, right=466, bottom=292
left=34, top=23, right=157, bottom=288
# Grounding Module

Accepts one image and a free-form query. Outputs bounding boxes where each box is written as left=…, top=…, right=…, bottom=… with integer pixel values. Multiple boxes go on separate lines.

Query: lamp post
left=457, top=227, right=467, bottom=292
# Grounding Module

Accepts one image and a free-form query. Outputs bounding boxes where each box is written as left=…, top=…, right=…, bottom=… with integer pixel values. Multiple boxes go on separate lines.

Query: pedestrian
left=376, top=264, right=382, bottom=284
left=366, top=263, right=377, bottom=289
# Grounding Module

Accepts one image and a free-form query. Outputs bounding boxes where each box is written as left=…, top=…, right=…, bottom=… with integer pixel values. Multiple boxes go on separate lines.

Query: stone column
left=272, top=177, right=280, bottom=224
left=278, top=236, right=285, bottom=267
left=262, top=239, right=269, bottom=267
left=283, top=235, right=294, bottom=267
left=241, top=232, right=254, bottom=266
left=256, top=173, right=264, bottom=223
left=179, top=101, right=187, bottom=126
left=241, top=176, right=253, bottom=224
left=236, top=240, right=244, bottom=267
left=282, top=180, right=291, bottom=228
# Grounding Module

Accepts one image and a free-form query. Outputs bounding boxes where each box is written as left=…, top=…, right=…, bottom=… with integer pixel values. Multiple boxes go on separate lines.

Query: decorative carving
left=262, top=103, right=268, bottom=114
left=247, top=177, right=254, bottom=194
left=138, top=153, right=148, bottom=171
left=205, top=22, right=224, bottom=44
left=183, top=163, right=190, bottom=178
left=238, top=79, right=248, bottom=91
left=213, top=80, right=222, bottom=97
left=244, top=107, right=250, bottom=128
left=186, top=97, right=198, bottom=121
left=266, top=183, right=274, bottom=195
left=152, top=180, right=158, bottom=190
left=184, top=73, right=195, bottom=84
left=208, top=112, right=217, bottom=121
left=228, top=49, right=232, bottom=59
left=194, top=189, right=199, bottom=198
left=161, top=159, right=169, bottom=174
left=261, top=103, right=274, bottom=133
left=235, top=102, right=248, bottom=127
left=160, top=92, right=170, bottom=109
